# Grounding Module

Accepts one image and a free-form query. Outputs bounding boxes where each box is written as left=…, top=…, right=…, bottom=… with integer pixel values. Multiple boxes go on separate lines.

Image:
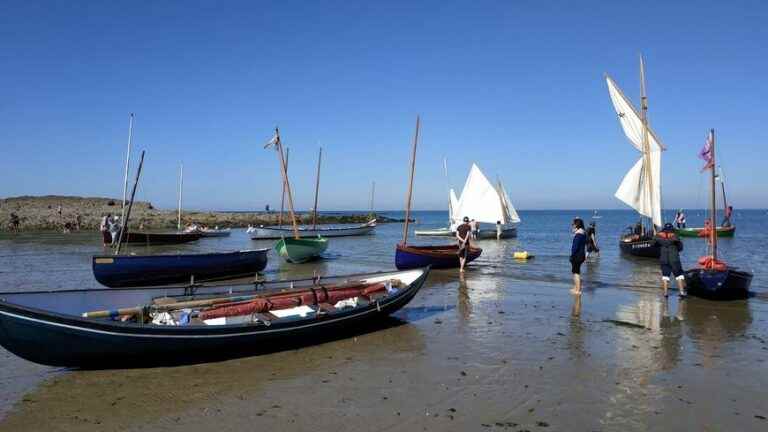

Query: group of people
left=99, top=214, right=122, bottom=245
left=569, top=218, right=686, bottom=297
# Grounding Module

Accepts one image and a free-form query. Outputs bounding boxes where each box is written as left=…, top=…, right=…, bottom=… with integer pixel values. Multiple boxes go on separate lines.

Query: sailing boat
left=450, top=164, right=520, bottom=239
left=684, top=130, right=752, bottom=299
left=395, top=116, right=482, bottom=270
left=266, top=130, right=328, bottom=263
left=676, top=167, right=736, bottom=237
left=606, top=56, right=666, bottom=258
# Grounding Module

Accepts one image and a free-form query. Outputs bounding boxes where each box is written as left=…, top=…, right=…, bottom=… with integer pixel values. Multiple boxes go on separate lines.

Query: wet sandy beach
left=1, top=273, right=766, bottom=431
left=1, top=211, right=767, bottom=431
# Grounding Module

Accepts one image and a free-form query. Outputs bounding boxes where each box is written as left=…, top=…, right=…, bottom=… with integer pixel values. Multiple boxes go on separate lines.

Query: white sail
left=453, top=164, right=514, bottom=225
left=449, top=188, right=459, bottom=224
left=497, top=181, right=521, bottom=224
left=606, top=74, right=664, bottom=228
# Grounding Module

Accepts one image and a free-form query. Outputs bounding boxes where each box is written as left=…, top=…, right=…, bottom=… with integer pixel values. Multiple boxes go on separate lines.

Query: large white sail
left=606, top=75, right=664, bottom=228
left=453, top=164, right=515, bottom=225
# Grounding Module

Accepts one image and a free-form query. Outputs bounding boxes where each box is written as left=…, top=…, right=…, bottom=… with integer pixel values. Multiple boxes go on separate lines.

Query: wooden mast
left=312, top=147, right=322, bottom=230
left=278, top=147, right=289, bottom=227
left=177, top=163, right=183, bottom=230
left=401, top=115, right=420, bottom=245
left=271, top=128, right=300, bottom=239
left=639, top=55, right=656, bottom=234
left=369, top=181, right=376, bottom=216
left=710, top=129, right=717, bottom=261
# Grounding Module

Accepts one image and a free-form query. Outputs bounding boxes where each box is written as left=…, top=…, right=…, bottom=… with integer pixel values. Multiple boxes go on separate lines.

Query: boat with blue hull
left=92, top=249, right=269, bottom=288
left=684, top=267, right=752, bottom=300
left=396, top=244, right=481, bottom=270
left=0, top=268, right=429, bottom=368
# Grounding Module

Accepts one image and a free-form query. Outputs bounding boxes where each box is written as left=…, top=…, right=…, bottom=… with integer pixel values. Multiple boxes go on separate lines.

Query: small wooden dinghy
left=0, top=268, right=429, bottom=368
left=249, top=220, right=376, bottom=240
left=118, top=231, right=202, bottom=245
left=675, top=225, right=735, bottom=238
left=275, top=237, right=328, bottom=263
left=92, top=249, right=269, bottom=288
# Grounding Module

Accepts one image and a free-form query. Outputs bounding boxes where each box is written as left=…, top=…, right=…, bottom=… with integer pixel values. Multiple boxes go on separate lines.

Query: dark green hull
left=675, top=226, right=735, bottom=238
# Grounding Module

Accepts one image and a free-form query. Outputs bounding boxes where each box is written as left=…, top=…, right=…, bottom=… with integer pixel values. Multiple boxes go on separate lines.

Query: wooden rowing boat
left=0, top=268, right=429, bottom=368
left=275, top=237, right=328, bottom=263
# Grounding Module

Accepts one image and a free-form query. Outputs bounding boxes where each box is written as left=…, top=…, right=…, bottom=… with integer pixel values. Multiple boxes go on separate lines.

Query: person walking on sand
left=586, top=221, right=600, bottom=258
left=100, top=214, right=111, bottom=244
left=569, top=218, right=587, bottom=295
left=456, top=216, right=472, bottom=272
left=653, top=223, right=687, bottom=298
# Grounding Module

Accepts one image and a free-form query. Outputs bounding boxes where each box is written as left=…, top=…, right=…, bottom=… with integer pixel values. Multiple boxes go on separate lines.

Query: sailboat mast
left=719, top=166, right=728, bottom=215
left=272, top=129, right=300, bottom=239
left=278, top=147, right=289, bottom=227
left=177, top=163, right=183, bottom=230
left=402, top=116, right=420, bottom=245
left=369, top=181, right=376, bottom=215
left=312, top=147, right=322, bottom=230
left=710, top=129, right=717, bottom=261
left=120, top=113, right=135, bottom=226
left=639, top=55, right=656, bottom=233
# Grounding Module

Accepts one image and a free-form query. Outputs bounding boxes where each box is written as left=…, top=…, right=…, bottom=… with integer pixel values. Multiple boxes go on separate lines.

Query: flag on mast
left=264, top=131, right=279, bottom=149
left=699, top=130, right=714, bottom=172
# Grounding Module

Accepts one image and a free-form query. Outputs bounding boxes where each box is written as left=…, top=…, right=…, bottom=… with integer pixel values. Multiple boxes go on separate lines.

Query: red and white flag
left=698, top=130, right=714, bottom=172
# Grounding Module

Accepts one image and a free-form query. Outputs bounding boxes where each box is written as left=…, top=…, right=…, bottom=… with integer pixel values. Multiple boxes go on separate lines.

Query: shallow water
left=0, top=210, right=766, bottom=431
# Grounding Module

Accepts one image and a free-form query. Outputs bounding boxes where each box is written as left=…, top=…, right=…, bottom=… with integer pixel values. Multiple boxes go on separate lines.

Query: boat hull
left=619, top=237, right=660, bottom=258
left=395, top=244, right=482, bottom=270
left=92, top=249, right=269, bottom=288
left=275, top=237, right=329, bottom=263
left=684, top=267, right=752, bottom=300
left=675, top=226, right=735, bottom=238
left=118, top=232, right=201, bottom=245
left=0, top=268, right=429, bottom=368
left=414, top=228, right=453, bottom=237
left=250, top=221, right=375, bottom=240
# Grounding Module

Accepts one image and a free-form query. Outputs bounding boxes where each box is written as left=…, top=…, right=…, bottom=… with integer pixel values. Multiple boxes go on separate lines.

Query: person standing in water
left=722, top=205, right=733, bottom=227
left=569, top=218, right=587, bottom=295
left=495, top=220, right=502, bottom=240
left=456, top=216, right=472, bottom=272
left=653, top=223, right=687, bottom=298
left=586, top=222, right=600, bottom=258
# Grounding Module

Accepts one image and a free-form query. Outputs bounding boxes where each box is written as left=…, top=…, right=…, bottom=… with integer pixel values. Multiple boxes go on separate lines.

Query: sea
left=0, top=209, right=767, bottom=430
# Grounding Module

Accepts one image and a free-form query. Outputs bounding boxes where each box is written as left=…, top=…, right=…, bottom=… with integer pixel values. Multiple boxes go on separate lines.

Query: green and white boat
left=275, top=236, right=329, bottom=263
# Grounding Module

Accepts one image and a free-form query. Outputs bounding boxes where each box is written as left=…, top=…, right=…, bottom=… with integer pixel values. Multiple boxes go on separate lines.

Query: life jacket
left=698, top=255, right=728, bottom=271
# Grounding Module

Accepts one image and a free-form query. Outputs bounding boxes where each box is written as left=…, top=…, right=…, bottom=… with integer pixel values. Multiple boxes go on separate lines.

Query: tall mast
left=719, top=165, right=728, bottom=215
left=278, top=147, right=289, bottom=227
left=271, top=129, right=300, bottom=239
left=639, top=55, right=656, bottom=233
left=401, top=115, right=420, bottom=245
left=444, top=157, right=451, bottom=224
left=120, top=113, right=135, bottom=226
left=710, top=129, right=717, bottom=261
left=177, top=163, right=184, bottom=231
left=312, top=147, right=323, bottom=230
left=116, top=150, right=145, bottom=255
left=369, top=181, right=376, bottom=216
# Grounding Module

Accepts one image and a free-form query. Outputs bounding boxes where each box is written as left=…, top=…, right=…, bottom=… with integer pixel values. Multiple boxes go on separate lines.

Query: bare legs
left=570, top=273, right=581, bottom=295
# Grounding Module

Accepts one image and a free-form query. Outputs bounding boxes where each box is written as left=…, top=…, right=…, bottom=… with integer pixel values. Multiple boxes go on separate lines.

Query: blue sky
left=1, top=1, right=766, bottom=211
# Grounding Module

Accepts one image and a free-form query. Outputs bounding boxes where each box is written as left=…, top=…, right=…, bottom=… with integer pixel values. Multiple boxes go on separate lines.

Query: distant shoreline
left=0, top=195, right=379, bottom=233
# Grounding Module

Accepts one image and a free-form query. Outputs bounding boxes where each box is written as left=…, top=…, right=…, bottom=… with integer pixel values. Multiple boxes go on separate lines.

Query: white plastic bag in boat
left=334, top=297, right=359, bottom=309
left=152, top=312, right=178, bottom=326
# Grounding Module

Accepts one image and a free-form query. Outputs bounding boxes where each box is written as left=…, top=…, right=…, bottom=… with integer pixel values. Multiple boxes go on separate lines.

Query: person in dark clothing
left=653, top=223, right=687, bottom=297
left=456, top=216, right=472, bottom=272
left=570, top=218, right=587, bottom=295
left=722, top=205, right=733, bottom=227
left=586, top=222, right=600, bottom=258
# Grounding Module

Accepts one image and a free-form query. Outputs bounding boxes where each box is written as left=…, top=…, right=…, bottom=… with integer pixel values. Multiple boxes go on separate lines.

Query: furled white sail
left=497, top=181, right=521, bottom=224
left=606, top=75, right=664, bottom=228
left=453, top=164, right=516, bottom=225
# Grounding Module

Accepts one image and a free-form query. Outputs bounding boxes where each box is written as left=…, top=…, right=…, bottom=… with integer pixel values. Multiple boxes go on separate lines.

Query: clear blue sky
left=1, top=1, right=766, bottom=211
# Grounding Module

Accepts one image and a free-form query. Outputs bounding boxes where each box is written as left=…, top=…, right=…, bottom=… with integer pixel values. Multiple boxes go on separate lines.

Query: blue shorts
left=661, top=262, right=684, bottom=281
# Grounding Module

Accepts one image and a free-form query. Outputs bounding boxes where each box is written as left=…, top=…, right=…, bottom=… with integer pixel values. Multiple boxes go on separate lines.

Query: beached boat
left=396, top=244, right=481, bottom=269
left=185, top=226, right=232, bottom=237
left=606, top=56, right=666, bottom=259
left=451, top=164, right=520, bottom=239
left=414, top=227, right=454, bottom=237
left=92, top=249, right=269, bottom=288
left=275, top=237, right=328, bottom=263
left=684, top=130, right=752, bottom=300
left=394, top=117, right=482, bottom=270
left=118, top=231, right=202, bottom=245
left=0, top=268, right=430, bottom=368
left=249, top=220, right=376, bottom=240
